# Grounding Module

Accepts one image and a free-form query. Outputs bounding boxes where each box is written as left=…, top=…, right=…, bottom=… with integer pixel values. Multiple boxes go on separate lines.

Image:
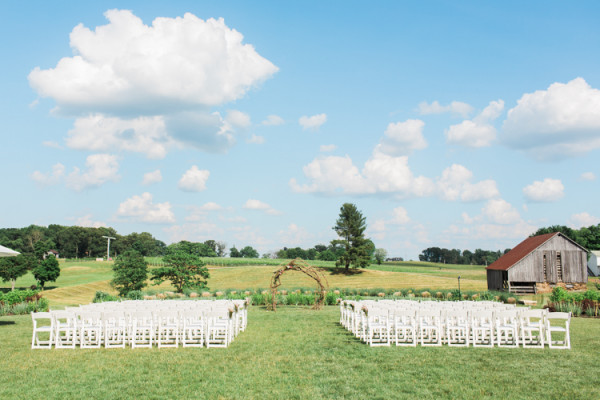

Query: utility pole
left=102, top=236, right=116, bottom=261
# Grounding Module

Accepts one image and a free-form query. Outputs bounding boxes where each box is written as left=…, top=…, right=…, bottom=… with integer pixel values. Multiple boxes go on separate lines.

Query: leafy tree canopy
left=151, top=251, right=209, bottom=293
left=32, top=254, right=60, bottom=289
left=111, top=249, right=148, bottom=296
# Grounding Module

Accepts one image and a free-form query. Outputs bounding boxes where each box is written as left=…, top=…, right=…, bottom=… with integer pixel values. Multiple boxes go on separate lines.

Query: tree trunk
left=11, top=279, right=15, bottom=291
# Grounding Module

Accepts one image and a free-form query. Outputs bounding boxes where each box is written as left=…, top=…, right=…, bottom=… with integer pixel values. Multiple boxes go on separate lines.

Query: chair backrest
left=547, top=312, right=571, bottom=322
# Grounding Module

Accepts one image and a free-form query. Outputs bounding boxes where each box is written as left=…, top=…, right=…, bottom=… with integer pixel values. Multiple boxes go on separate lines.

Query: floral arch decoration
left=269, top=258, right=329, bottom=311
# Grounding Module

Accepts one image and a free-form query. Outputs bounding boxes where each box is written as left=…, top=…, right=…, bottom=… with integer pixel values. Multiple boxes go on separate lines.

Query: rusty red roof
left=486, top=232, right=558, bottom=271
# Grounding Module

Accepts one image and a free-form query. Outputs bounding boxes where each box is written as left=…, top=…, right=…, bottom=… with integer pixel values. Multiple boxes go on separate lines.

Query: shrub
left=550, top=287, right=570, bottom=303
left=421, top=291, right=431, bottom=298
left=325, top=291, right=338, bottom=305
left=93, top=291, right=119, bottom=303
left=127, top=290, right=144, bottom=300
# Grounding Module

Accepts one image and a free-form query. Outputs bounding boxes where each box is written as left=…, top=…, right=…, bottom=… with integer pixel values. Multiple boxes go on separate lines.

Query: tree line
left=418, top=223, right=600, bottom=266
left=418, top=247, right=510, bottom=265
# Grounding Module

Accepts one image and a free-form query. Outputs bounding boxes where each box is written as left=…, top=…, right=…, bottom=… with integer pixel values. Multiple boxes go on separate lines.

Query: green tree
left=32, top=255, right=60, bottom=289
left=151, top=251, right=209, bottom=293
left=111, top=250, right=148, bottom=296
left=374, top=248, right=387, bottom=265
left=229, top=246, right=241, bottom=258
left=240, top=246, right=259, bottom=258
left=0, top=254, right=35, bottom=290
left=331, top=203, right=372, bottom=270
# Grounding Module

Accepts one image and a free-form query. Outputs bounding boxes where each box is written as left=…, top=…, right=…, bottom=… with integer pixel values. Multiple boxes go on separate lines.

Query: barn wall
left=487, top=270, right=503, bottom=291
left=508, top=235, right=586, bottom=284
left=508, top=252, right=542, bottom=282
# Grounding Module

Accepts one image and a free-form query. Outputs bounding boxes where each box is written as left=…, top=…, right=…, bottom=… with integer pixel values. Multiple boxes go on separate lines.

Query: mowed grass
left=1, top=306, right=599, bottom=399
left=1, top=260, right=487, bottom=307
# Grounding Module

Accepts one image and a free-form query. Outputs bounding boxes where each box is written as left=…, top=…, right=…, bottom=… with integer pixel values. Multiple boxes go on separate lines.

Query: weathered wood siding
left=562, top=250, right=587, bottom=282
left=487, top=270, right=503, bottom=291
left=508, top=234, right=586, bottom=284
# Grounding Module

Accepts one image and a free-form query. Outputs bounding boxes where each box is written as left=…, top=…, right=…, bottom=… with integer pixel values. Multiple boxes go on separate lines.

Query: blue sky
left=1, top=1, right=599, bottom=260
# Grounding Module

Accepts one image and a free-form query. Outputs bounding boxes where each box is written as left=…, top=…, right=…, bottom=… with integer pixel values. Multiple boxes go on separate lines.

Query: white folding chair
left=393, top=309, right=417, bottom=347
left=79, top=311, right=103, bottom=348
left=546, top=312, right=571, bottom=349
left=206, top=310, right=230, bottom=348
left=496, top=310, right=519, bottom=348
left=445, top=310, right=469, bottom=347
left=365, top=309, right=391, bottom=347
left=53, top=310, right=78, bottom=349
left=519, top=309, right=545, bottom=348
left=130, top=311, right=154, bottom=348
left=418, top=309, right=442, bottom=346
left=31, top=312, right=54, bottom=349
left=471, top=310, right=494, bottom=347
left=156, top=311, right=180, bottom=348
left=182, top=310, right=206, bottom=348
left=103, top=311, right=127, bottom=348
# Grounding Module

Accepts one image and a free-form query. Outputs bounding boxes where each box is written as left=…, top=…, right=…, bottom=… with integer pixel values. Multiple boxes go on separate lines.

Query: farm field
left=1, top=306, right=599, bottom=399
left=1, top=260, right=488, bottom=307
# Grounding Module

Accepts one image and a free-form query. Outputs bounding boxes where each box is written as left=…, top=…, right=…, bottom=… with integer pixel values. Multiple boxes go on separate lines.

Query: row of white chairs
left=339, top=300, right=571, bottom=349
left=31, top=299, right=249, bottom=349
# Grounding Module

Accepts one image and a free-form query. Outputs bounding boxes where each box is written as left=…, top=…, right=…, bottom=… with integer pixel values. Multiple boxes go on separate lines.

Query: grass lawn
left=1, top=306, right=599, bottom=399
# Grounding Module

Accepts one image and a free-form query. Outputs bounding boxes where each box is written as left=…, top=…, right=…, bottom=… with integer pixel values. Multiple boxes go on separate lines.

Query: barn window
left=556, top=251, right=563, bottom=282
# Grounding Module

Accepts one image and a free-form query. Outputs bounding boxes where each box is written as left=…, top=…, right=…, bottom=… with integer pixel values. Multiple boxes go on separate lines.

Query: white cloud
left=437, top=164, right=499, bottom=202
left=66, top=114, right=173, bottom=159
left=247, top=134, right=265, bottom=144
left=184, top=202, right=223, bottom=222
left=278, top=223, right=314, bottom=247
left=390, top=206, right=410, bottom=224
left=580, top=172, right=596, bottom=181
left=290, top=153, right=434, bottom=197
left=29, top=10, right=278, bottom=114
left=178, top=166, right=210, bottom=192
left=523, top=178, right=564, bottom=202
left=375, top=119, right=427, bottom=156
left=66, top=154, right=120, bottom=191
left=29, top=10, right=277, bottom=156
left=446, top=100, right=504, bottom=148
left=418, top=100, right=473, bottom=118
left=299, top=113, right=327, bottom=130
left=142, top=170, right=162, bottom=185
left=569, top=212, right=600, bottom=229
left=31, top=163, right=65, bottom=185
left=319, top=144, right=337, bottom=152
left=200, top=202, right=222, bottom=211
left=42, top=141, right=62, bottom=149
left=243, top=199, right=281, bottom=215
left=502, top=78, right=600, bottom=159
left=261, top=115, right=284, bottom=126
left=75, top=214, right=107, bottom=228
left=482, top=199, right=521, bottom=225
left=164, top=222, right=223, bottom=243
left=117, top=192, right=175, bottom=223
left=226, top=110, right=251, bottom=128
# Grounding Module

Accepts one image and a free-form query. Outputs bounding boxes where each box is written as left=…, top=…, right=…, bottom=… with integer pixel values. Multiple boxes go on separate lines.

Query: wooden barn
left=486, top=232, right=588, bottom=294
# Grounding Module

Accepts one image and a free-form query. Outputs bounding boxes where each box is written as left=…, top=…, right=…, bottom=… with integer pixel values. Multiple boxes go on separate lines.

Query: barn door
left=544, top=251, right=557, bottom=283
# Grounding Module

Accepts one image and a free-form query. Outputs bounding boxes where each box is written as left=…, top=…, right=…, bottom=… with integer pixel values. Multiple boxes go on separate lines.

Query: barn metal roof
left=486, top=232, right=558, bottom=271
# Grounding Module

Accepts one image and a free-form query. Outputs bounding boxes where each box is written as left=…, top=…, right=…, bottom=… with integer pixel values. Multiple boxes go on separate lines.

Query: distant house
left=43, top=249, right=59, bottom=260
left=589, top=251, right=600, bottom=277
left=486, top=232, right=588, bottom=294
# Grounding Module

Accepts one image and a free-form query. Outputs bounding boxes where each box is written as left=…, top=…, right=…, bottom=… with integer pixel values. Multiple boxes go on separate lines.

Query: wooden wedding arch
left=269, top=258, right=329, bottom=311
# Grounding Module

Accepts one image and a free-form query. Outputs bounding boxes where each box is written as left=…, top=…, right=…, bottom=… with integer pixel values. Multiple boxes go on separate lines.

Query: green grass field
left=1, top=260, right=489, bottom=306
left=1, top=306, right=599, bottom=399
left=1, top=259, right=600, bottom=398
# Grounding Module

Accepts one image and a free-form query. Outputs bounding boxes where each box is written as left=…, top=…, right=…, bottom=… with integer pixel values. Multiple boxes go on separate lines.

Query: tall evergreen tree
left=331, top=203, right=372, bottom=270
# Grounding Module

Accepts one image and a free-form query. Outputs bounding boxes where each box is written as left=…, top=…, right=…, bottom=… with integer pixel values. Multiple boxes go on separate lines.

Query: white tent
left=0, top=244, right=20, bottom=257
left=589, top=251, right=600, bottom=277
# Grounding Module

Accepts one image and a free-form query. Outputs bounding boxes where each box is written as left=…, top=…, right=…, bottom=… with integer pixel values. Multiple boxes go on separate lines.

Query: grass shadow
left=328, top=268, right=364, bottom=276
left=0, top=320, right=16, bottom=326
